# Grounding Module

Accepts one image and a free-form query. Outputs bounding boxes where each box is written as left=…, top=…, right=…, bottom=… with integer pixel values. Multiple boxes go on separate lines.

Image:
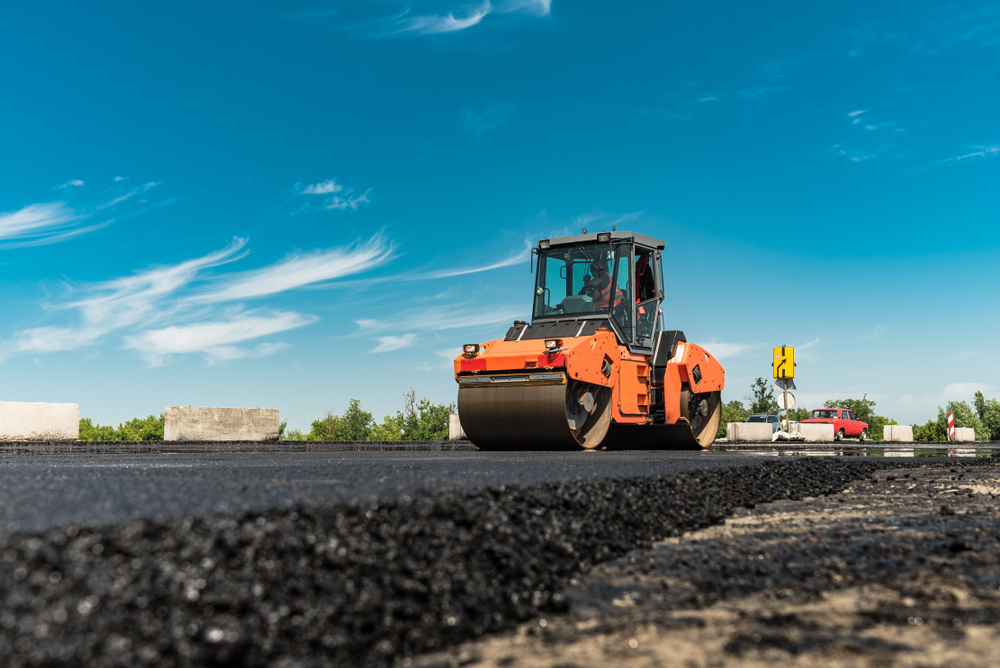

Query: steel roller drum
left=458, top=376, right=612, bottom=450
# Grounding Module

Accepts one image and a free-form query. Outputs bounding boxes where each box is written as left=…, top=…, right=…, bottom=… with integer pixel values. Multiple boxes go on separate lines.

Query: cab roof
left=539, top=230, right=666, bottom=250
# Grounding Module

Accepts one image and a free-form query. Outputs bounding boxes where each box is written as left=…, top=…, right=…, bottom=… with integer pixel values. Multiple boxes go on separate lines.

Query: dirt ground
left=403, top=463, right=1000, bottom=668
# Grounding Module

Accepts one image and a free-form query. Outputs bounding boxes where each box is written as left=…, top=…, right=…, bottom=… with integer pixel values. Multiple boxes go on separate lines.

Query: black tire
left=860, top=428, right=868, bottom=442
left=836, top=428, right=845, bottom=441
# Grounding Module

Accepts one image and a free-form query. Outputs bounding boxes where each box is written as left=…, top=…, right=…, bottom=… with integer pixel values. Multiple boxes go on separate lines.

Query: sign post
left=948, top=412, right=955, bottom=442
left=773, top=346, right=795, bottom=432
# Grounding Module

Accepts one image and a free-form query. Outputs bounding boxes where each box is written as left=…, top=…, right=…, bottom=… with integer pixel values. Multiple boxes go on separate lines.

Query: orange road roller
left=454, top=230, right=725, bottom=450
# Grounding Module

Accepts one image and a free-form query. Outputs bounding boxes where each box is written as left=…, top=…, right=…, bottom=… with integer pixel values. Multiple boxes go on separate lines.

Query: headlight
left=463, top=344, right=480, bottom=354
left=544, top=339, right=561, bottom=350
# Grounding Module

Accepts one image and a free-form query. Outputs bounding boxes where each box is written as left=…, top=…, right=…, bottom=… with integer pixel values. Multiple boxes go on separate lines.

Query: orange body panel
left=454, top=330, right=620, bottom=389
left=454, top=331, right=725, bottom=428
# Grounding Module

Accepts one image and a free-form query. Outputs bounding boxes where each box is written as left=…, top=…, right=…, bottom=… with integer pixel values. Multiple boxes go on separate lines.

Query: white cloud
left=860, top=325, right=884, bottom=340
left=296, top=180, right=371, bottom=210
left=942, top=382, right=992, bottom=399
left=355, top=304, right=524, bottom=334
left=56, top=179, right=85, bottom=189
left=189, top=233, right=393, bottom=304
left=299, top=180, right=344, bottom=195
left=848, top=110, right=866, bottom=117
left=7, top=239, right=248, bottom=355
left=401, top=1, right=493, bottom=34
left=497, top=0, right=551, bottom=16
left=899, top=145, right=1000, bottom=176
left=113, top=176, right=125, bottom=182
left=0, top=202, right=81, bottom=242
left=701, top=342, right=758, bottom=360
left=123, top=311, right=316, bottom=366
left=324, top=189, right=371, bottom=210
left=418, top=241, right=530, bottom=279
left=96, top=181, right=159, bottom=210
left=371, top=333, right=418, bottom=353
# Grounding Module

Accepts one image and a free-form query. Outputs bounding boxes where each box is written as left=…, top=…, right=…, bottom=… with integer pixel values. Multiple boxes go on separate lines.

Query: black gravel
left=1, top=457, right=995, bottom=667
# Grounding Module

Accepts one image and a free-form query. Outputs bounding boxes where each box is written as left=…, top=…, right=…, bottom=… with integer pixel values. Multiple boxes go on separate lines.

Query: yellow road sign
left=773, top=345, right=795, bottom=379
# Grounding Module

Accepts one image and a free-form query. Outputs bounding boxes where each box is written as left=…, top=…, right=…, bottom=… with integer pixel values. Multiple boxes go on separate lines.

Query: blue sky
left=1, top=1, right=999, bottom=429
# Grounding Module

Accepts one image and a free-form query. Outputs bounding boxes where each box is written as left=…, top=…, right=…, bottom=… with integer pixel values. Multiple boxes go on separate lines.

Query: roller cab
left=455, top=230, right=725, bottom=450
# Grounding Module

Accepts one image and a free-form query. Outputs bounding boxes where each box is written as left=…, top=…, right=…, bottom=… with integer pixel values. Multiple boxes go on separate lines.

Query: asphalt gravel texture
left=411, top=459, right=1000, bottom=667
left=4, top=456, right=995, bottom=667
left=0, top=446, right=773, bottom=534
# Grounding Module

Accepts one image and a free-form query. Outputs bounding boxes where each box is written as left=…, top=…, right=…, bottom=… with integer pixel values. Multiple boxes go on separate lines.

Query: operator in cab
left=580, top=259, right=624, bottom=310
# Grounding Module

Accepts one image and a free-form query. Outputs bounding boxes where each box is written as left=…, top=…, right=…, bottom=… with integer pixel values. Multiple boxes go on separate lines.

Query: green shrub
left=78, top=414, right=164, bottom=441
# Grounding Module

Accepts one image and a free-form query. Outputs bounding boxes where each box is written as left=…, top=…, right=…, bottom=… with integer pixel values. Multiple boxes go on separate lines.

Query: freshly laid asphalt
left=1, top=443, right=996, bottom=667
left=0, top=444, right=778, bottom=536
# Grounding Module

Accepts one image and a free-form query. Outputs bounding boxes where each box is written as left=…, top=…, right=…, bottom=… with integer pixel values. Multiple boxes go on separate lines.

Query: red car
left=801, top=407, right=869, bottom=441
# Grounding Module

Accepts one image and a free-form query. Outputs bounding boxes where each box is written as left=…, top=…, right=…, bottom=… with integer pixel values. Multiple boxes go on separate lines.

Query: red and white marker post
left=948, top=412, right=955, bottom=442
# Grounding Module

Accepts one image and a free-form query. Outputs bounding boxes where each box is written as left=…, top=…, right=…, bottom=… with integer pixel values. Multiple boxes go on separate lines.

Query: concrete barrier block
left=726, top=422, right=773, bottom=442
left=448, top=414, right=466, bottom=440
left=164, top=406, right=279, bottom=442
left=954, top=427, right=975, bottom=443
left=883, top=425, right=914, bottom=442
left=797, top=423, right=835, bottom=442
left=0, top=402, right=79, bottom=441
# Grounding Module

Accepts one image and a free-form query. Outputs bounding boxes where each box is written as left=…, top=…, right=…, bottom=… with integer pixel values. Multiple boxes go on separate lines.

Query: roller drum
left=458, top=377, right=612, bottom=450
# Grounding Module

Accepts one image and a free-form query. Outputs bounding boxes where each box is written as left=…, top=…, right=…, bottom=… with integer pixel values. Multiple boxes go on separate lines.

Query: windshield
left=533, top=242, right=616, bottom=318
left=810, top=410, right=840, bottom=419
left=747, top=415, right=767, bottom=422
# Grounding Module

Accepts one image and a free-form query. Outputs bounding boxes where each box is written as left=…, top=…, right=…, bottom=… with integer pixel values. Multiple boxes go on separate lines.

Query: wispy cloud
left=899, top=145, right=1000, bottom=176
left=860, top=325, right=885, bottom=340
left=296, top=179, right=371, bottom=211
left=702, top=341, right=758, bottom=360
left=299, top=179, right=344, bottom=195
left=798, top=337, right=821, bottom=350
left=416, top=240, right=530, bottom=279
left=123, top=312, right=314, bottom=366
left=371, top=333, right=418, bottom=353
left=497, top=0, right=551, bottom=17
left=460, top=103, right=511, bottom=137
left=4, top=232, right=391, bottom=366
left=189, top=234, right=394, bottom=304
left=0, top=202, right=103, bottom=249
left=55, top=179, right=85, bottom=189
left=11, top=238, right=249, bottom=354
left=0, top=202, right=79, bottom=241
left=400, top=1, right=493, bottom=34
left=355, top=303, right=524, bottom=334
left=95, top=181, right=159, bottom=210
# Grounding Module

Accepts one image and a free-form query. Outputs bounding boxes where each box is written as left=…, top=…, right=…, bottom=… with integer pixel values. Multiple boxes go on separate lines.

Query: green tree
left=788, top=407, right=811, bottom=422
left=371, top=413, right=405, bottom=441
left=821, top=395, right=897, bottom=441
left=746, top=377, right=780, bottom=415
left=717, top=399, right=749, bottom=438
left=78, top=418, right=117, bottom=441
left=974, top=391, right=987, bottom=421
left=400, top=389, right=453, bottom=441
left=78, top=414, right=164, bottom=441
left=938, top=401, right=988, bottom=441
left=334, top=399, right=374, bottom=441
left=981, top=398, right=1000, bottom=442
left=308, top=411, right=340, bottom=441
left=913, top=419, right=947, bottom=442
left=117, top=414, right=164, bottom=441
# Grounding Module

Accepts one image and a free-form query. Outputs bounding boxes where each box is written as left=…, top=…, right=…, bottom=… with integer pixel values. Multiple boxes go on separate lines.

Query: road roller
left=453, top=230, right=725, bottom=450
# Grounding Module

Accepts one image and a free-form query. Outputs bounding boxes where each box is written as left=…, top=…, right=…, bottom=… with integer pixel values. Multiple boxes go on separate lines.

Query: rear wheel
left=836, top=428, right=845, bottom=441
left=860, top=428, right=868, bottom=442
